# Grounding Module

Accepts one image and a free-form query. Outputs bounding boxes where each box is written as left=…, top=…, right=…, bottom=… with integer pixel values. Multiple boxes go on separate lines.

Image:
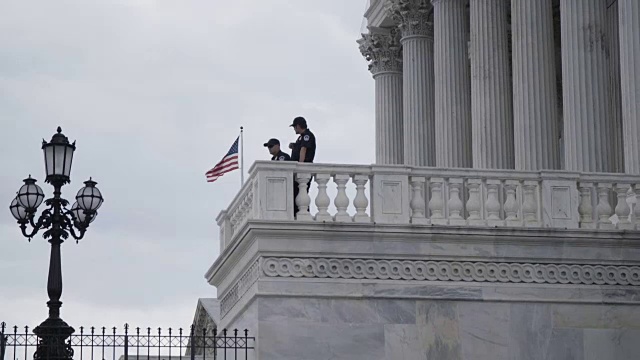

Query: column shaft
left=470, top=0, right=514, bottom=169
left=561, top=0, right=614, bottom=172
left=358, top=29, right=404, bottom=165
left=619, top=0, right=640, bottom=174
left=512, top=0, right=560, bottom=170
left=433, top=0, right=472, bottom=168
left=375, top=72, right=404, bottom=164
left=607, top=1, right=625, bottom=172
left=402, top=35, right=435, bottom=166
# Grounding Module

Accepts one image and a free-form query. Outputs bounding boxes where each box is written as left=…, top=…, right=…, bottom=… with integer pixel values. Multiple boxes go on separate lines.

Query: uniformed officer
left=263, top=138, right=291, bottom=161
left=289, top=116, right=316, bottom=163
left=288, top=116, right=316, bottom=215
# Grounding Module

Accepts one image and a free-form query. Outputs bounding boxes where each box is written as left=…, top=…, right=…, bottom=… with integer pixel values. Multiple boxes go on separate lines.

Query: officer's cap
left=290, top=116, right=307, bottom=128
left=263, top=138, right=280, bottom=147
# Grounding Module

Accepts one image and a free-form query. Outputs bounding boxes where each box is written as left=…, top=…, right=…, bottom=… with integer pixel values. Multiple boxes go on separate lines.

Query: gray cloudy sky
left=0, top=0, right=374, bottom=329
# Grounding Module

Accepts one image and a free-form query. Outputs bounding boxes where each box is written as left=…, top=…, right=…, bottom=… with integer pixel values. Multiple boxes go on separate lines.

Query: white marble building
left=205, top=1, right=640, bottom=359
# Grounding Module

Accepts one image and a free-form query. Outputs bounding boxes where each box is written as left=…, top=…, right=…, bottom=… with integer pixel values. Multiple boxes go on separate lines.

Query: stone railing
left=216, top=161, right=640, bottom=249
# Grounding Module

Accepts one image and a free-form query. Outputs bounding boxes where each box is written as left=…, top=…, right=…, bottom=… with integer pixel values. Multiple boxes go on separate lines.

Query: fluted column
left=619, top=0, right=640, bottom=174
left=470, top=0, right=514, bottom=169
left=432, top=0, right=472, bottom=168
left=511, top=0, right=559, bottom=170
left=561, top=0, right=614, bottom=172
left=358, top=29, right=404, bottom=165
left=389, top=0, right=436, bottom=167
left=607, top=2, right=625, bottom=172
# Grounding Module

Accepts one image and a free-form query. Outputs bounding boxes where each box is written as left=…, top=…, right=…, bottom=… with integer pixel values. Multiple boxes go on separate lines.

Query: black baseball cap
left=289, top=116, right=307, bottom=128
left=263, top=138, right=280, bottom=147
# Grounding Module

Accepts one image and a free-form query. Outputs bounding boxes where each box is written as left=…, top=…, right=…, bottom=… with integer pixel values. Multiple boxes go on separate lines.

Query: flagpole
left=240, top=126, right=244, bottom=186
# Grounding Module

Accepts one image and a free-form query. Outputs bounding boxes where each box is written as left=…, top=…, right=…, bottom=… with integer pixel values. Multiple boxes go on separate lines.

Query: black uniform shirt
left=291, top=129, right=316, bottom=163
left=271, top=150, right=291, bottom=161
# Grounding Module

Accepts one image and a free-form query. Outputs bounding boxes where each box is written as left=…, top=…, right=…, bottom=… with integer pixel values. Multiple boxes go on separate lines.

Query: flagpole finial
left=240, top=126, right=243, bottom=131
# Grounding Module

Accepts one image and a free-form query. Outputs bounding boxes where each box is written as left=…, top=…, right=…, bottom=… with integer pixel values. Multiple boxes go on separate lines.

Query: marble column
left=606, top=2, right=625, bottom=173
left=389, top=0, right=436, bottom=167
left=432, top=0, right=472, bottom=168
left=470, top=0, right=514, bottom=169
left=358, top=29, right=404, bottom=165
left=561, top=0, right=614, bottom=173
left=511, top=0, right=559, bottom=171
left=619, top=0, right=640, bottom=174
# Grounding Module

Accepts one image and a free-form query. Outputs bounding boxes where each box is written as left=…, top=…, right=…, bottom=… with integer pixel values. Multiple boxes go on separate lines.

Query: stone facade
left=205, top=1, right=640, bottom=358
left=208, top=218, right=640, bottom=359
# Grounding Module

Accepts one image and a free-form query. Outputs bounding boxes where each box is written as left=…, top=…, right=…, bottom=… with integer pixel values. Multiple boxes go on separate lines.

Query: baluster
left=352, top=175, right=370, bottom=223
left=634, top=184, right=640, bottom=230
left=295, top=173, right=313, bottom=221
left=229, top=211, right=238, bottom=234
left=333, top=174, right=351, bottom=222
left=578, top=182, right=595, bottom=229
left=466, top=179, right=484, bottom=226
left=485, top=179, right=504, bottom=226
left=314, top=174, right=332, bottom=222
left=240, top=197, right=249, bottom=225
left=429, top=178, right=447, bottom=225
left=410, top=177, right=428, bottom=225
left=448, top=178, right=465, bottom=226
left=596, top=183, right=614, bottom=229
left=522, top=181, right=539, bottom=227
left=614, top=183, right=633, bottom=230
left=504, top=180, right=521, bottom=227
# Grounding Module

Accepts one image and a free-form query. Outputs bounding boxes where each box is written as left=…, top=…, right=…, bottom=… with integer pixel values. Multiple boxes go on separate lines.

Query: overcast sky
left=0, top=0, right=374, bottom=330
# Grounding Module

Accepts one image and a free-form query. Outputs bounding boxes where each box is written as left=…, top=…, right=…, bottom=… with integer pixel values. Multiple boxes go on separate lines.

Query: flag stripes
left=206, top=137, right=239, bottom=183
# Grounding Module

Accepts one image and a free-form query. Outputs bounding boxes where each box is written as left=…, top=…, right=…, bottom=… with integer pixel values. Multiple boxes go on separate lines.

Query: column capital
left=387, top=0, right=434, bottom=39
left=358, top=28, right=403, bottom=75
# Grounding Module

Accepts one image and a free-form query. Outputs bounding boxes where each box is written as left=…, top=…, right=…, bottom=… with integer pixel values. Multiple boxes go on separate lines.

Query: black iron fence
left=0, top=323, right=254, bottom=360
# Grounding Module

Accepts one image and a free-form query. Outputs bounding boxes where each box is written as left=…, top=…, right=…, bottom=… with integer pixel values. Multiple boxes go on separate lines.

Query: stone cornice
left=217, top=254, right=640, bottom=318
left=358, top=28, right=403, bottom=74
left=387, top=0, right=434, bottom=38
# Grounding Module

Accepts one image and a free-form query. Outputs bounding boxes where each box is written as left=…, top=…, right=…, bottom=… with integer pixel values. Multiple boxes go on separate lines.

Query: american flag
left=206, top=136, right=240, bottom=183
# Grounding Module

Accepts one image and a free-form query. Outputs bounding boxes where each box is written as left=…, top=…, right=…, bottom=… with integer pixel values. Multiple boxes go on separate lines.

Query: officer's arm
left=298, top=147, right=307, bottom=163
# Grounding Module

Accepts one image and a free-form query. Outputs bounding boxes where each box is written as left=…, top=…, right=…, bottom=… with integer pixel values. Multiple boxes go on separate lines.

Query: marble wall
left=249, top=297, right=640, bottom=360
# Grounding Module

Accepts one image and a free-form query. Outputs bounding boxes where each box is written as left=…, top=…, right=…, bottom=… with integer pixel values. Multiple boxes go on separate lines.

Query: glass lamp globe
left=9, top=196, right=28, bottom=221
left=16, top=176, right=45, bottom=211
left=75, top=178, right=103, bottom=212
left=70, top=201, right=97, bottom=224
left=42, top=127, right=76, bottom=184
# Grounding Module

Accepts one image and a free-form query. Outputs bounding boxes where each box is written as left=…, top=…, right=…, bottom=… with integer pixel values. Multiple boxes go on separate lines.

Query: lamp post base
left=33, top=317, right=74, bottom=360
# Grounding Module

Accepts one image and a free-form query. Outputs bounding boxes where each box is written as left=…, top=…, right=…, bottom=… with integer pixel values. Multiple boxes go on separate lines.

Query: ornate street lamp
left=8, top=127, right=104, bottom=360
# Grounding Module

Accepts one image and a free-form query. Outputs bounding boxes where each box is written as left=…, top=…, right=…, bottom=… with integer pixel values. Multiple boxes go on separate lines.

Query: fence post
left=213, top=328, right=217, bottom=360
left=0, top=322, right=6, bottom=360
left=189, top=326, right=195, bottom=360
left=124, top=324, right=129, bottom=360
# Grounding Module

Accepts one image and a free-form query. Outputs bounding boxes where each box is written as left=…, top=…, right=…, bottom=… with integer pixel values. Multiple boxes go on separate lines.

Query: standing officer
left=288, top=116, right=316, bottom=215
left=289, top=116, right=316, bottom=163
left=263, top=138, right=291, bottom=161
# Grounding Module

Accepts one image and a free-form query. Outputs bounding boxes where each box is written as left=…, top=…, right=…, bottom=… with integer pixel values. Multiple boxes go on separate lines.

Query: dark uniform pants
left=293, top=178, right=312, bottom=215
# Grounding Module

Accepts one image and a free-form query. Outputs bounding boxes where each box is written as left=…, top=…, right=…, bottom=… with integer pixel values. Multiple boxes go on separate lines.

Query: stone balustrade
left=217, top=161, right=640, bottom=250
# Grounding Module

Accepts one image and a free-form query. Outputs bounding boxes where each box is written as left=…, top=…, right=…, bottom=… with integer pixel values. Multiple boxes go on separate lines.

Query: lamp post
left=8, top=127, right=104, bottom=360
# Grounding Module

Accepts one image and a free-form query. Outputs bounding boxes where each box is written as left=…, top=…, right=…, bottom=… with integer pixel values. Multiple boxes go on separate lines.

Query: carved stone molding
left=220, top=260, right=260, bottom=318
left=358, top=29, right=403, bottom=74
left=387, top=0, right=434, bottom=38
left=262, top=257, right=640, bottom=286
